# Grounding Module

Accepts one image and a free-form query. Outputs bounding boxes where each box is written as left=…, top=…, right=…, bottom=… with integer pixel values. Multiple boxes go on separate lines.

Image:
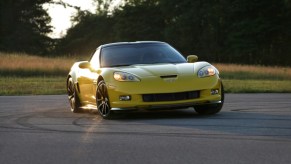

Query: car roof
left=99, top=41, right=167, bottom=49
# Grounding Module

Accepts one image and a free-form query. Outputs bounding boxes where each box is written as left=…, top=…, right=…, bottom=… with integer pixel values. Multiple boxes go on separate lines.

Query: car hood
left=117, top=63, right=195, bottom=77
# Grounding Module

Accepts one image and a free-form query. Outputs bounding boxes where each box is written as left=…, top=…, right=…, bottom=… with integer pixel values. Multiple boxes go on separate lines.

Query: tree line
left=0, top=0, right=53, bottom=55
left=1, top=0, right=291, bottom=66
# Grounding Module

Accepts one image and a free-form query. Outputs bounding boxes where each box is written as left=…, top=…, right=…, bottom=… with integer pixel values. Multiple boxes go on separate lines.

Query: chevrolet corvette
left=67, top=41, right=224, bottom=119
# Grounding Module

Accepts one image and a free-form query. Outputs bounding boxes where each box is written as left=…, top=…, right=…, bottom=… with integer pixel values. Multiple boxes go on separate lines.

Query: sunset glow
left=44, top=0, right=121, bottom=38
left=44, top=0, right=96, bottom=38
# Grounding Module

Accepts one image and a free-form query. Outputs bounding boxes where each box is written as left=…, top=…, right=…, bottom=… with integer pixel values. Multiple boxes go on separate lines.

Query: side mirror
left=187, top=55, right=198, bottom=63
left=79, top=61, right=101, bottom=74
left=79, top=61, right=91, bottom=69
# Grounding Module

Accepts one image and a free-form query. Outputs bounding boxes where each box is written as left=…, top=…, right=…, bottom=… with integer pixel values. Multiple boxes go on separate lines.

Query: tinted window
left=100, top=43, right=186, bottom=67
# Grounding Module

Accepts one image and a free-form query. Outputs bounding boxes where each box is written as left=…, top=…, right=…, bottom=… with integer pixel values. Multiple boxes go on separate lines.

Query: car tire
left=194, top=83, right=224, bottom=115
left=96, top=80, right=113, bottom=119
left=67, top=77, right=81, bottom=113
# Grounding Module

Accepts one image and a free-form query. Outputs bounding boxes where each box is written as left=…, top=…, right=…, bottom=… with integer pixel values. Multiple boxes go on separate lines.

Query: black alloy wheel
left=67, top=77, right=81, bottom=113
left=96, top=80, right=112, bottom=119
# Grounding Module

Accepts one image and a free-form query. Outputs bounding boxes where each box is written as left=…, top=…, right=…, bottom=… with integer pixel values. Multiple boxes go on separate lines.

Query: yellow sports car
left=67, top=41, right=224, bottom=119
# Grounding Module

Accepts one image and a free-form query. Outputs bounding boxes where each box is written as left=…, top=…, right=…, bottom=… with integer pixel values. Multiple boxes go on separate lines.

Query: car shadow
left=111, top=108, right=201, bottom=120
left=92, top=107, right=291, bottom=141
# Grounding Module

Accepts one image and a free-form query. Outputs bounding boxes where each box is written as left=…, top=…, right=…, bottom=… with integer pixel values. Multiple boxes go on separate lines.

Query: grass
left=223, top=79, right=291, bottom=93
left=0, top=77, right=66, bottom=95
left=1, top=52, right=291, bottom=95
left=0, top=52, right=76, bottom=72
left=0, top=52, right=75, bottom=95
left=216, top=63, right=291, bottom=93
left=214, top=63, right=291, bottom=80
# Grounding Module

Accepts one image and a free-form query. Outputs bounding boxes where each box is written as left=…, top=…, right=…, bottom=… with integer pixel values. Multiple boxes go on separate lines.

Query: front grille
left=142, top=91, right=199, bottom=102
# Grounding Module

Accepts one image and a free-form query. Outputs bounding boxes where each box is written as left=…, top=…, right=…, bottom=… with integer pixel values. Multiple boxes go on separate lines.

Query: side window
left=90, top=48, right=100, bottom=70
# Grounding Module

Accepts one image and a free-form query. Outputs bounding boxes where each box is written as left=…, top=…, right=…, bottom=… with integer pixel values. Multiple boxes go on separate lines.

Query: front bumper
left=106, top=76, right=223, bottom=110
left=111, top=100, right=222, bottom=111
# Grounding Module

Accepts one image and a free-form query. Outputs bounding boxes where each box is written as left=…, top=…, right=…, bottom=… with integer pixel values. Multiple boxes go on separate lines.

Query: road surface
left=1, top=94, right=291, bottom=164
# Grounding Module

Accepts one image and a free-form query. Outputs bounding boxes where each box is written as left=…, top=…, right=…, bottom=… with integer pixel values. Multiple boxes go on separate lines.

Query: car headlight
left=197, top=66, right=217, bottom=78
left=113, top=72, right=140, bottom=82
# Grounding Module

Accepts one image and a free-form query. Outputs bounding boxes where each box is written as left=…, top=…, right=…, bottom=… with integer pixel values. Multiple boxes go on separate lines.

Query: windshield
left=100, top=43, right=187, bottom=67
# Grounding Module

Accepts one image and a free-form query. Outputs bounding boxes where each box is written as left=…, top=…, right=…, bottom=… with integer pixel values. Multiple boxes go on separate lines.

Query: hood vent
left=160, top=75, right=177, bottom=78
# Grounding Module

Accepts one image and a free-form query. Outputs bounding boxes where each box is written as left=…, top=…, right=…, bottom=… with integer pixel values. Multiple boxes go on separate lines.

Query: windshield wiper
left=109, top=64, right=133, bottom=67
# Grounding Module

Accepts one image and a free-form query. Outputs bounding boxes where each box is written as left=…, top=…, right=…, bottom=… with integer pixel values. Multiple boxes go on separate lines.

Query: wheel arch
left=67, top=72, right=81, bottom=95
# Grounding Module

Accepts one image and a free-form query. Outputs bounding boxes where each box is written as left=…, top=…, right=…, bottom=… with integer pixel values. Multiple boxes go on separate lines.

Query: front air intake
left=142, top=91, right=200, bottom=102
left=160, top=75, right=177, bottom=78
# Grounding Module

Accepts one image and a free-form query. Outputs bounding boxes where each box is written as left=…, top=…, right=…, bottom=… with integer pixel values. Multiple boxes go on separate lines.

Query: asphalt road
left=1, top=94, right=291, bottom=164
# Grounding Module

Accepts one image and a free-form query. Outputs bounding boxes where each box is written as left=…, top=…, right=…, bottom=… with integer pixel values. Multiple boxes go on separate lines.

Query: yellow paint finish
left=106, top=76, right=222, bottom=108
left=70, top=61, right=223, bottom=110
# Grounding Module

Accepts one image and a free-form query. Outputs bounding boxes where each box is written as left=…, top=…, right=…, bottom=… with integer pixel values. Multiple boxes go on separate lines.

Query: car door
left=78, top=48, right=100, bottom=106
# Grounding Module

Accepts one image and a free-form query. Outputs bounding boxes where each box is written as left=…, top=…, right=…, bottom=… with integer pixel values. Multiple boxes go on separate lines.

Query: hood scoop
left=160, top=75, right=177, bottom=78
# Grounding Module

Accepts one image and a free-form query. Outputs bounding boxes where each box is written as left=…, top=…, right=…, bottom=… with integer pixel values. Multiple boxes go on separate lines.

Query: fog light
left=119, top=95, right=131, bottom=101
left=211, top=89, right=219, bottom=95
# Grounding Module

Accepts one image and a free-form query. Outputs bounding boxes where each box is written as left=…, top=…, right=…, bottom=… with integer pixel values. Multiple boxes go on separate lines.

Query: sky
left=44, top=0, right=121, bottom=38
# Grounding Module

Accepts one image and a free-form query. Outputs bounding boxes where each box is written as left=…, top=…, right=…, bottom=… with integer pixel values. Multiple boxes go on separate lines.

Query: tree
left=113, top=0, right=164, bottom=41
left=0, top=0, right=52, bottom=54
left=225, top=0, right=290, bottom=65
left=55, top=12, right=115, bottom=56
left=56, top=0, right=164, bottom=56
left=159, top=0, right=229, bottom=60
left=55, top=0, right=291, bottom=65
